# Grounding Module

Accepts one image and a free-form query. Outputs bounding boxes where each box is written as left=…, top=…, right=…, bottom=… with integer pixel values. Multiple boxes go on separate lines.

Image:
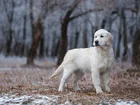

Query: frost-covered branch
left=69, top=8, right=103, bottom=21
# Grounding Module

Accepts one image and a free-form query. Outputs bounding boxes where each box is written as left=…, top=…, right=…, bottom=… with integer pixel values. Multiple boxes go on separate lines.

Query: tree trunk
left=74, top=31, right=79, bottom=48
left=116, top=17, right=122, bottom=59
left=21, top=13, right=27, bottom=56
left=101, top=18, right=106, bottom=28
left=29, top=0, right=34, bottom=37
left=21, top=0, right=27, bottom=56
left=27, top=18, right=43, bottom=65
left=5, top=27, right=12, bottom=56
left=51, top=31, right=59, bottom=56
left=83, top=29, right=88, bottom=48
left=122, top=9, right=128, bottom=61
left=57, top=6, right=76, bottom=65
left=132, top=28, right=140, bottom=66
left=3, top=0, right=15, bottom=56
left=57, top=20, right=68, bottom=65
left=39, top=35, right=44, bottom=58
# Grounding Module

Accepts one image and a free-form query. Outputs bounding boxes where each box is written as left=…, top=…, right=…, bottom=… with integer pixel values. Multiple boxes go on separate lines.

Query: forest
left=0, top=0, right=140, bottom=66
left=0, top=0, right=140, bottom=104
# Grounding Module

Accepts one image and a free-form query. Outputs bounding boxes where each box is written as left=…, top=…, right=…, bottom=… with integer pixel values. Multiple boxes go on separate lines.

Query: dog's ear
left=106, top=33, right=113, bottom=46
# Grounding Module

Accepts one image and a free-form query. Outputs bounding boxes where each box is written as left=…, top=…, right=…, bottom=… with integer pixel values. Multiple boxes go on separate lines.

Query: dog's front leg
left=102, top=72, right=110, bottom=92
left=91, top=69, right=103, bottom=93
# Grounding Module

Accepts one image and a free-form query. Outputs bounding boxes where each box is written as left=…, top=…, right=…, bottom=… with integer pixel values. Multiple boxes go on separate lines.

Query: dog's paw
left=105, top=86, right=110, bottom=92
left=58, top=88, right=63, bottom=92
left=96, top=89, right=103, bottom=94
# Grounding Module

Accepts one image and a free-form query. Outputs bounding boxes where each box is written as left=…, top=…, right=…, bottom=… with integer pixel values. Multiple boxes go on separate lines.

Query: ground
left=0, top=56, right=140, bottom=105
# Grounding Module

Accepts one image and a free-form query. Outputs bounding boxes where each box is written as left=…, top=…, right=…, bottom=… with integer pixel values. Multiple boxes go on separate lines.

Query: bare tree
left=39, top=34, right=45, bottom=58
left=74, top=30, right=80, bottom=48
left=57, top=0, right=103, bottom=65
left=3, top=0, right=15, bottom=56
left=27, top=17, right=43, bottom=65
left=21, top=0, right=27, bottom=56
left=83, top=28, right=88, bottom=48
left=132, top=0, right=140, bottom=67
left=27, top=0, right=57, bottom=65
left=57, top=1, right=81, bottom=65
left=122, top=9, right=128, bottom=61
left=132, top=29, right=140, bottom=66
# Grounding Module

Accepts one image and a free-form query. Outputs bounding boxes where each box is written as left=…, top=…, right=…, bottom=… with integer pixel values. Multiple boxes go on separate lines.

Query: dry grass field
left=0, top=57, right=140, bottom=104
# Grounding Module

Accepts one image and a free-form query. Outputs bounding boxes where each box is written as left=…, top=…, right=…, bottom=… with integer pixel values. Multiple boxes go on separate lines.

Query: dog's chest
left=95, top=54, right=112, bottom=72
left=99, top=56, right=108, bottom=65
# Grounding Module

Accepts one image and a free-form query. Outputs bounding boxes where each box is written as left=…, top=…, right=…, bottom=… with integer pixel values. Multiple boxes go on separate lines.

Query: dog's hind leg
left=73, top=70, right=84, bottom=91
left=100, top=73, right=105, bottom=89
left=58, top=68, right=74, bottom=92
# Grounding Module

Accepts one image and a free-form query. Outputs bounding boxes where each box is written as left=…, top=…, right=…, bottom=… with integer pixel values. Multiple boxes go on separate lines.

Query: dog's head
left=93, top=29, right=113, bottom=47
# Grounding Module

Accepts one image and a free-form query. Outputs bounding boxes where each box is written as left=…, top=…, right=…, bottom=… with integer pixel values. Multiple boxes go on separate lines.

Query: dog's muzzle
left=95, top=40, right=99, bottom=46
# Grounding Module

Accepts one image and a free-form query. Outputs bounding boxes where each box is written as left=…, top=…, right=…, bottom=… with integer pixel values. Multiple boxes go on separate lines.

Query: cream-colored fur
left=50, top=29, right=114, bottom=93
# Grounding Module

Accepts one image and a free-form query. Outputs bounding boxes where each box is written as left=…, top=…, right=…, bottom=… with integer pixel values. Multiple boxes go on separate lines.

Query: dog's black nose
left=95, top=40, right=99, bottom=46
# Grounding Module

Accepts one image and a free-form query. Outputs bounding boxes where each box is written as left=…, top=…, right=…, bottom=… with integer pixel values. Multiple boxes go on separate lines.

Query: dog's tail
left=49, top=64, right=63, bottom=79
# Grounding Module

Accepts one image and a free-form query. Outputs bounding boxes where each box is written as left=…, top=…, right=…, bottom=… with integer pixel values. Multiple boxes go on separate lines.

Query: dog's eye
left=100, top=35, right=104, bottom=38
left=95, top=36, right=97, bottom=38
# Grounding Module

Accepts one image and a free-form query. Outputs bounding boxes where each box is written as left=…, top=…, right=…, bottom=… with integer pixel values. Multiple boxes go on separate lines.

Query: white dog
left=50, top=29, right=114, bottom=93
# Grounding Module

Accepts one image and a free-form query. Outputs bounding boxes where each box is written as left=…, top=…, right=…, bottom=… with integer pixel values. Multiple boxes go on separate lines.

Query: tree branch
left=124, top=7, right=138, bottom=13
left=68, top=8, right=103, bottom=22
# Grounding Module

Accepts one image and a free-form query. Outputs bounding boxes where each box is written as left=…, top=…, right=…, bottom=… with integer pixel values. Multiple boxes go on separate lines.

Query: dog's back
left=63, top=48, right=93, bottom=71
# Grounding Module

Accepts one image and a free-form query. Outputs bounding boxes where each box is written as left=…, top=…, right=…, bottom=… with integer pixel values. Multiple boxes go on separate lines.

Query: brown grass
left=0, top=66, right=140, bottom=104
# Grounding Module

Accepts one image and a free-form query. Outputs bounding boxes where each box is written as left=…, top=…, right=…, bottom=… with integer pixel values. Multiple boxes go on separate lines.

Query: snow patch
left=0, top=94, right=59, bottom=105
left=0, top=94, right=138, bottom=105
left=115, top=99, right=137, bottom=105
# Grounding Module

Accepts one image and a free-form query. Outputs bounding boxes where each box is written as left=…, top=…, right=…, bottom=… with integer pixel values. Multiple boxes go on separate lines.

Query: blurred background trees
left=0, top=0, right=140, bottom=66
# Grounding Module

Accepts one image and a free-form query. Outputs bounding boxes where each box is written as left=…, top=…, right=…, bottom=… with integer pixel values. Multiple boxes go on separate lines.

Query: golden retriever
left=50, top=29, right=114, bottom=93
